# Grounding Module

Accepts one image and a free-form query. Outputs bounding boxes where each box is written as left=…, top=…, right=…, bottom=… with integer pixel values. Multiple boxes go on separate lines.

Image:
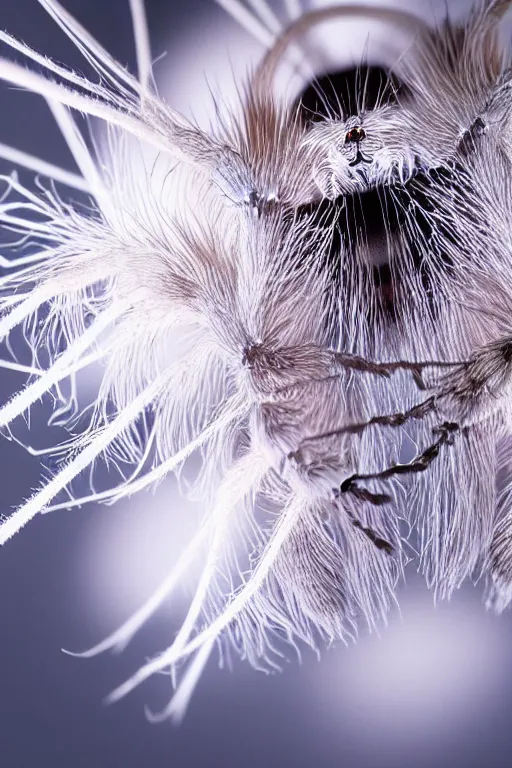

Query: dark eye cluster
left=345, top=126, right=366, bottom=143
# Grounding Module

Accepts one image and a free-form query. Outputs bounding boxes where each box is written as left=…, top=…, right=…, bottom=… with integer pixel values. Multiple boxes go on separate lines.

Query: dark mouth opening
left=298, top=66, right=403, bottom=124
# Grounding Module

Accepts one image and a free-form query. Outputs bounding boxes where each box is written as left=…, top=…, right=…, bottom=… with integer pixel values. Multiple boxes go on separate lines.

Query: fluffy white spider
left=1, top=0, right=512, bottom=721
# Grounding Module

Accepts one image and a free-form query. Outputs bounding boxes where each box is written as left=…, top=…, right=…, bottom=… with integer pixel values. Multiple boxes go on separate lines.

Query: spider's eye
left=345, top=126, right=366, bottom=143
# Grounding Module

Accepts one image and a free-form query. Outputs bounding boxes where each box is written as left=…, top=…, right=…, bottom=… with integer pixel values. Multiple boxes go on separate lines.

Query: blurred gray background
left=1, top=1, right=512, bottom=767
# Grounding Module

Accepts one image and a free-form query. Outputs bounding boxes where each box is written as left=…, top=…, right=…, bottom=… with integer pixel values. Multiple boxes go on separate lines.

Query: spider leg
left=339, top=421, right=460, bottom=499
left=348, top=515, right=395, bottom=555
left=331, top=352, right=463, bottom=388
left=272, top=353, right=463, bottom=401
left=300, top=331, right=512, bottom=451
left=333, top=423, right=460, bottom=557
left=298, top=394, right=438, bottom=449
left=331, top=487, right=395, bottom=554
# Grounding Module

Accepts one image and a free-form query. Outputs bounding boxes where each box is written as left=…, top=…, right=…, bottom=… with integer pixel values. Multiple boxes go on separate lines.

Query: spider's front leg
left=286, top=428, right=396, bottom=557
left=287, top=342, right=506, bottom=522
left=339, top=421, right=460, bottom=500
left=339, top=333, right=512, bottom=437
left=330, top=351, right=459, bottom=390
left=283, top=352, right=473, bottom=556
left=336, top=334, right=512, bottom=498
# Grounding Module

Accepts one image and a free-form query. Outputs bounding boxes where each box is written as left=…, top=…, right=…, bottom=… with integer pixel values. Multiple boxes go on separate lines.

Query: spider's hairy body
left=2, top=0, right=512, bottom=721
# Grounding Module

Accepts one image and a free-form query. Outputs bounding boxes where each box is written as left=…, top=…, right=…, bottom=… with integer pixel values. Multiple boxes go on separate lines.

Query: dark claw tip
left=340, top=478, right=354, bottom=493
left=368, top=492, right=392, bottom=506
left=375, top=539, right=394, bottom=555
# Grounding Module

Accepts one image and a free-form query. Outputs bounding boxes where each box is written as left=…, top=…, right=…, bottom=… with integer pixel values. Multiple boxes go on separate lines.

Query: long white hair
left=1, top=0, right=512, bottom=721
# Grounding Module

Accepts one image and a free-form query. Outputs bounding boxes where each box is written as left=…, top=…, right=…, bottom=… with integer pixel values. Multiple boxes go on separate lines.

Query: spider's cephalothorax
left=296, top=65, right=466, bottom=337
left=2, top=0, right=512, bottom=722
